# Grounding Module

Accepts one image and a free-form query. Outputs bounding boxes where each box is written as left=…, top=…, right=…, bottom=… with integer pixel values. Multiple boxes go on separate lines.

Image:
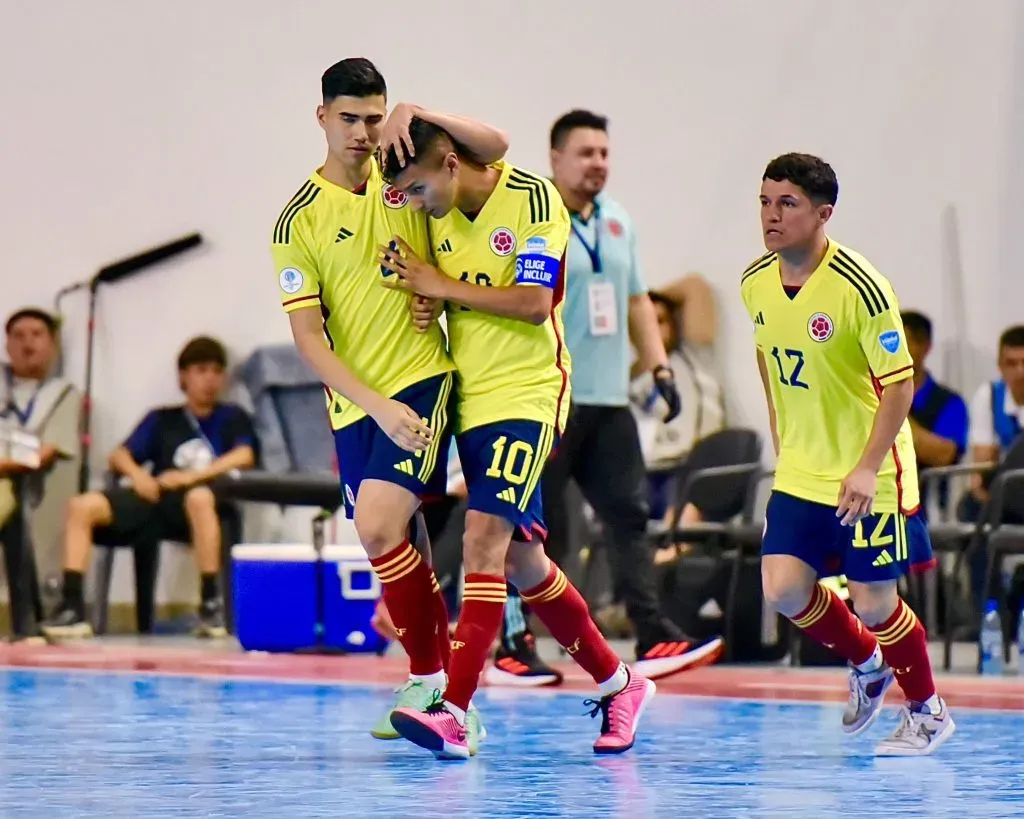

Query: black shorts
left=94, top=487, right=192, bottom=547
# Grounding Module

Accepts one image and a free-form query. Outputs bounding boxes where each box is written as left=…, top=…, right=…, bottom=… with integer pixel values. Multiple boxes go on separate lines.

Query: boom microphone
left=91, top=232, right=203, bottom=288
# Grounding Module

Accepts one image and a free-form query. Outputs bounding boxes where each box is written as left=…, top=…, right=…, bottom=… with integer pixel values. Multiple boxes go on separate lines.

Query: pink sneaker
left=588, top=671, right=657, bottom=754
left=390, top=700, right=470, bottom=760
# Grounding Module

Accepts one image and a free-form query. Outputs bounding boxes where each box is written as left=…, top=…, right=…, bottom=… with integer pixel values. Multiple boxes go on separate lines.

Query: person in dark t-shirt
left=43, top=337, right=257, bottom=639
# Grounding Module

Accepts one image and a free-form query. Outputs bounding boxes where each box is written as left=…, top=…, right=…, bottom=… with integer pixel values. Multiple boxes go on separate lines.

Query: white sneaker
left=874, top=698, right=956, bottom=756
left=842, top=662, right=894, bottom=736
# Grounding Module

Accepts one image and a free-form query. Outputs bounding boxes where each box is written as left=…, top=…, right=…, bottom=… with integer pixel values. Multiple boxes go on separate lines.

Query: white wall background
left=2, top=0, right=1023, bottom=602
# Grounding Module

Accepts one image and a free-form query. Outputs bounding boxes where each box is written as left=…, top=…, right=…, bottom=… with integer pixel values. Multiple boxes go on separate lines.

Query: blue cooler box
left=232, top=543, right=387, bottom=654
left=321, top=545, right=387, bottom=654
left=233, top=543, right=319, bottom=652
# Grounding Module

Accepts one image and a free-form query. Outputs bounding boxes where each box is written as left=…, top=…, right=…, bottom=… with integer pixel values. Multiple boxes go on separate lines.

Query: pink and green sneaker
left=390, top=694, right=470, bottom=760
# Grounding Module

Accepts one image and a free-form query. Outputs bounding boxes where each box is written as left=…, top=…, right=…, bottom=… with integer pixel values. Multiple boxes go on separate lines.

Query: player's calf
left=512, top=553, right=657, bottom=754
left=356, top=481, right=446, bottom=692
left=393, top=514, right=511, bottom=758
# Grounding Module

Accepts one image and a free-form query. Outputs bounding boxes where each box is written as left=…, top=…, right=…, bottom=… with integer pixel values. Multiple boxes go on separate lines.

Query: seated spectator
left=629, top=276, right=725, bottom=562
left=901, top=310, right=969, bottom=510
left=964, top=325, right=1024, bottom=512
left=43, top=336, right=257, bottom=640
left=960, top=325, right=1024, bottom=604
left=0, top=308, right=80, bottom=641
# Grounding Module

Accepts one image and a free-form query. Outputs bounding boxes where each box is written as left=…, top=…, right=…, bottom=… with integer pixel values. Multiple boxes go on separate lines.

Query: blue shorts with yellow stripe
left=457, top=420, right=557, bottom=543
left=333, top=372, right=454, bottom=519
left=761, top=491, right=936, bottom=583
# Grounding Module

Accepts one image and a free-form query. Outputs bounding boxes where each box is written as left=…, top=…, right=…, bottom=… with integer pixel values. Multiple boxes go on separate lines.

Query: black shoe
left=41, top=606, right=93, bottom=640
left=635, top=621, right=724, bottom=680
left=195, top=598, right=227, bottom=639
left=485, top=632, right=563, bottom=687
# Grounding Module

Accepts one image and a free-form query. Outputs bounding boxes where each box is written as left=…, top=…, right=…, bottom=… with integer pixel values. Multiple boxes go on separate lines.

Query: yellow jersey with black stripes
left=740, top=238, right=919, bottom=514
left=270, top=161, right=453, bottom=431
left=430, top=161, right=572, bottom=433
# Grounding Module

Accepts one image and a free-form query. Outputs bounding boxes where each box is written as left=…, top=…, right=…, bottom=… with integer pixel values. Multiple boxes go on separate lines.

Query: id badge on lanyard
left=185, top=410, right=217, bottom=457
left=573, top=208, right=618, bottom=337
left=2, top=369, right=43, bottom=427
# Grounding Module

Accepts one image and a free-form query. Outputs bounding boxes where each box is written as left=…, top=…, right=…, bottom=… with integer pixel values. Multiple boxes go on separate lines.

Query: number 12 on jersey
left=770, top=346, right=809, bottom=389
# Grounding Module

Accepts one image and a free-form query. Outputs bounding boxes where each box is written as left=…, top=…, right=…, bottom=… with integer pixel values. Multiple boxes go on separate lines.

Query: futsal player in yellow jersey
left=743, top=153, right=954, bottom=756
left=378, top=118, right=657, bottom=760
left=271, top=59, right=508, bottom=748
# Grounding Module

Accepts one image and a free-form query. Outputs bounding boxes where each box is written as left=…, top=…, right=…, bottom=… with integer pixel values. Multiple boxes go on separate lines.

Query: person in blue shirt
left=43, top=336, right=257, bottom=640
left=901, top=311, right=969, bottom=508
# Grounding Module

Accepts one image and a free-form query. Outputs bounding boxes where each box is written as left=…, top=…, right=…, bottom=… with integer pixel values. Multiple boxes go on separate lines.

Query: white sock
left=444, top=700, right=466, bottom=725
left=598, top=663, right=630, bottom=698
left=855, top=645, right=884, bottom=674
left=410, top=670, right=447, bottom=692
left=923, top=694, right=942, bottom=714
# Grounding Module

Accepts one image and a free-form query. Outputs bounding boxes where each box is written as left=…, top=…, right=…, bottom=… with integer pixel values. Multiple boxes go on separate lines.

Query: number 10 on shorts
left=486, top=436, right=535, bottom=485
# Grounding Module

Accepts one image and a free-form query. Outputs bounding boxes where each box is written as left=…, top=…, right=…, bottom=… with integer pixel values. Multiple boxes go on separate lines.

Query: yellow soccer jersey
left=740, top=239, right=920, bottom=514
left=271, top=162, right=453, bottom=431
left=431, top=161, right=572, bottom=433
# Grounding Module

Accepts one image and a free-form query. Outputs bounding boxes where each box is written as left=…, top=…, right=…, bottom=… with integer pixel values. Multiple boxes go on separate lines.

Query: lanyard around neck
left=571, top=202, right=602, bottom=273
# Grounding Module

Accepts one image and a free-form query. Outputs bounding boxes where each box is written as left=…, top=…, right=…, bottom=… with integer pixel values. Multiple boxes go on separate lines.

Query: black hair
left=550, top=109, right=608, bottom=150
left=762, top=153, right=839, bottom=206
left=900, top=310, right=933, bottom=343
left=382, top=117, right=457, bottom=181
left=6, top=307, right=59, bottom=336
left=321, top=57, right=386, bottom=102
left=999, top=325, right=1024, bottom=352
left=177, top=336, right=227, bottom=371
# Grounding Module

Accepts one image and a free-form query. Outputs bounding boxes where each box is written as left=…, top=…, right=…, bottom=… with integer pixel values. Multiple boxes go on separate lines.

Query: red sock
left=870, top=598, right=936, bottom=703
left=521, top=563, right=621, bottom=684
left=443, top=574, right=506, bottom=712
left=369, top=541, right=443, bottom=677
left=790, top=583, right=878, bottom=665
left=430, top=571, right=451, bottom=672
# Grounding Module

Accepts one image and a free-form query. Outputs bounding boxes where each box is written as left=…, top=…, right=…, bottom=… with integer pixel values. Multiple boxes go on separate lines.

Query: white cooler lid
left=232, top=543, right=366, bottom=562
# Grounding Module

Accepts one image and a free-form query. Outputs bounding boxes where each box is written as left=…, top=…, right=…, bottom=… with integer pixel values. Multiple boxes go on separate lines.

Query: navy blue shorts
left=457, top=420, right=557, bottom=542
left=333, top=372, right=454, bottom=519
left=761, top=491, right=936, bottom=583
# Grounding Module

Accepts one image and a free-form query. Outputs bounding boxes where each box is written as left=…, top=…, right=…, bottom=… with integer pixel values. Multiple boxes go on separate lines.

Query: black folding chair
left=973, top=436, right=1024, bottom=669
left=656, top=428, right=765, bottom=660
left=918, top=463, right=995, bottom=670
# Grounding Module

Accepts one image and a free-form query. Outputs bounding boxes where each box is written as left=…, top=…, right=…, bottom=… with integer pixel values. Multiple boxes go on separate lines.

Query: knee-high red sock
left=870, top=598, right=936, bottom=703
left=790, top=583, right=878, bottom=665
left=443, top=574, right=506, bottom=713
left=521, top=563, right=621, bottom=685
left=430, top=571, right=451, bottom=672
left=369, top=542, right=443, bottom=677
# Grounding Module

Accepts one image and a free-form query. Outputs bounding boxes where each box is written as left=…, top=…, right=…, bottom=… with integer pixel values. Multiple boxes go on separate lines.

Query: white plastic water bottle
left=979, top=599, right=1004, bottom=675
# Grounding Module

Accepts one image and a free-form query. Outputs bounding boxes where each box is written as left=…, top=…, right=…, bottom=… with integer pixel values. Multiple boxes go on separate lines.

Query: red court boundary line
left=1, top=643, right=1022, bottom=711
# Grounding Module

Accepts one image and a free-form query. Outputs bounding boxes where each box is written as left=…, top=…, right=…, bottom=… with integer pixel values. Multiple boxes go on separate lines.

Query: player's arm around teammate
left=274, top=60, right=501, bottom=749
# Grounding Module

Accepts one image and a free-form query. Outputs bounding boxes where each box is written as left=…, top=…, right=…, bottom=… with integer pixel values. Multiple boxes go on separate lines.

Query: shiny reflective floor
left=0, top=661, right=1021, bottom=818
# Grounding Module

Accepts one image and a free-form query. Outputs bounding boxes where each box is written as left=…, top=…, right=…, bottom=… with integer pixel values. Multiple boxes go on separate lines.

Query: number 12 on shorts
left=851, top=513, right=907, bottom=561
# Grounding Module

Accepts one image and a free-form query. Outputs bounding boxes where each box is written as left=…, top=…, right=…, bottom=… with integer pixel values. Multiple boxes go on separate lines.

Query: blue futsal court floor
left=1, top=666, right=1022, bottom=818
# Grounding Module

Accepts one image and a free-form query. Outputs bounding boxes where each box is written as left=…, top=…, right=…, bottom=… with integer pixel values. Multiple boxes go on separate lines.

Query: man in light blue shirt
left=490, top=110, right=724, bottom=686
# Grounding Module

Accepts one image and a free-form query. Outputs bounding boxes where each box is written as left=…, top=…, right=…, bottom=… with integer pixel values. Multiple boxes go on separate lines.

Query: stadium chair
left=92, top=344, right=334, bottom=635
left=91, top=479, right=242, bottom=635
left=917, top=463, right=994, bottom=670
left=1, top=474, right=45, bottom=639
left=655, top=427, right=765, bottom=660
left=972, top=435, right=1024, bottom=670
